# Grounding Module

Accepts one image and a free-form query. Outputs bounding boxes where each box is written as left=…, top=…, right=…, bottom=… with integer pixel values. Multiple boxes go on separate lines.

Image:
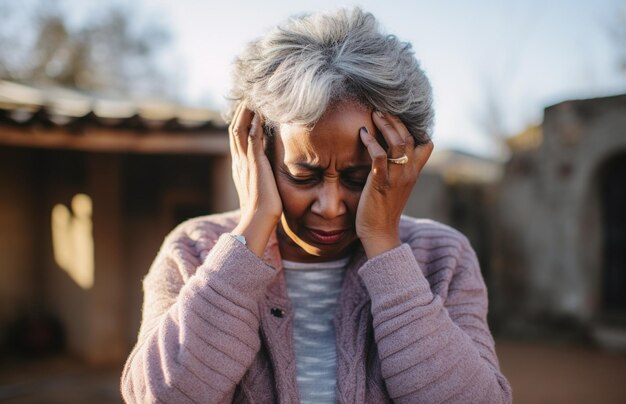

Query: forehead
left=276, top=101, right=374, bottom=166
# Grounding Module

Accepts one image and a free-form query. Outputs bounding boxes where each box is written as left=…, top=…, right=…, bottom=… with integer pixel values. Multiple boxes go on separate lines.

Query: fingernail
left=375, top=110, right=384, bottom=118
left=360, top=126, right=368, bottom=135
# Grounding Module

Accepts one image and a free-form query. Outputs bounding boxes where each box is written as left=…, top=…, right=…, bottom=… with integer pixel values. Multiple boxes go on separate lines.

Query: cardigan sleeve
left=121, top=229, right=277, bottom=404
left=357, top=237, right=512, bottom=403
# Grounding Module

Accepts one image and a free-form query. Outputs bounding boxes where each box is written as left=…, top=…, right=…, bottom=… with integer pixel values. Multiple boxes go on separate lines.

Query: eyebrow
left=290, top=162, right=371, bottom=173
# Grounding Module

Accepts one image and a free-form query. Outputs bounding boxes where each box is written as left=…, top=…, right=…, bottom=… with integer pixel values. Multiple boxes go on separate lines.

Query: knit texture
left=121, top=210, right=512, bottom=403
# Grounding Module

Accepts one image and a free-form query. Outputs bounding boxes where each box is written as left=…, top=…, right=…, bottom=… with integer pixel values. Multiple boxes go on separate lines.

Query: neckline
left=282, top=256, right=351, bottom=271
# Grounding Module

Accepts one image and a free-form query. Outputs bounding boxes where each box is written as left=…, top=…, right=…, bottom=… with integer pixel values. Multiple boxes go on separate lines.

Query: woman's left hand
left=356, top=111, right=434, bottom=258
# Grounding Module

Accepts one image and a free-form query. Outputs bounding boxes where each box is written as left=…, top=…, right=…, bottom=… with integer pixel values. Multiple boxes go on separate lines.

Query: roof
left=425, top=148, right=503, bottom=184
left=506, top=125, right=543, bottom=152
left=0, top=80, right=229, bottom=155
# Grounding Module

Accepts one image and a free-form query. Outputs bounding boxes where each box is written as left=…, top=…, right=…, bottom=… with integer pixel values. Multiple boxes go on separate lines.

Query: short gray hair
left=226, top=7, right=434, bottom=144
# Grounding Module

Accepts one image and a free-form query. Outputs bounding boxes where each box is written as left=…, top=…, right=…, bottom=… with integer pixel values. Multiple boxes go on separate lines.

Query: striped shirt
left=283, top=257, right=349, bottom=404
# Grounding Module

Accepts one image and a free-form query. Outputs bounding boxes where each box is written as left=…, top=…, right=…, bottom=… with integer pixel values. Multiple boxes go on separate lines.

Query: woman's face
left=272, top=100, right=377, bottom=263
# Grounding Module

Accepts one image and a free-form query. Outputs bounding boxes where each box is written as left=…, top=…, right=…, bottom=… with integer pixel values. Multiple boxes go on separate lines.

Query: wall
left=0, top=145, right=234, bottom=363
left=496, top=95, right=626, bottom=334
left=0, top=148, right=39, bottom=341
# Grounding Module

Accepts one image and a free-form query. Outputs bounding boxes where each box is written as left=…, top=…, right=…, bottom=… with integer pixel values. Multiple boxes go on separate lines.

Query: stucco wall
left=497, top=95, right=626, bottom=327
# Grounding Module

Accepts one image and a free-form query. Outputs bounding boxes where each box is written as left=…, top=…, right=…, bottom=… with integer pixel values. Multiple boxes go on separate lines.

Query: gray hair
left=226, top=7, right=434, bottom=144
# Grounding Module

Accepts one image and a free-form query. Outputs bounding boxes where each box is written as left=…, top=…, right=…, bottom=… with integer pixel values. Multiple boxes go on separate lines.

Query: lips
left=306, top=228, right=347, bottom=244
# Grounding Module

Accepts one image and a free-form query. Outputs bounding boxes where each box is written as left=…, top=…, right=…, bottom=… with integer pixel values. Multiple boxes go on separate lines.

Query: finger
left=236, top=107, right=256, bottom=154
left=372, top=110, right=407, bottom=160
left=230, top=102, right=248, bottom=155
left=404, top=131, right=416, bottom=150
left=412, top=141, right=434, bottom=172
left=231, top=101, right=244, bottom=128
left=229, top=102, right=244, bottom=157
left=385, top=113, right=416, bottom=156
left=385, top=112, right=413, bottom=145
left=247, top=112, right=265, bottom=160
left=380, top=111, right=420, bottom=151
left=359, top=126, right=388, bottom=185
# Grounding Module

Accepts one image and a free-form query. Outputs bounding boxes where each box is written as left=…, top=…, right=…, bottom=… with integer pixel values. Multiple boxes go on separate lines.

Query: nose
left=311, top=181, right=347, bottom=219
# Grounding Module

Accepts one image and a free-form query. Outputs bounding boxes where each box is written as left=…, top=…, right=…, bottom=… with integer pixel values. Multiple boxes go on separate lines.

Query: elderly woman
left=121, top=8, right=512, bottom=404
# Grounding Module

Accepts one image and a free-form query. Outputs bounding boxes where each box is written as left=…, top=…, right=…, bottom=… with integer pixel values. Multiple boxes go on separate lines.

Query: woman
left=121, top=8, right=512, bottom=403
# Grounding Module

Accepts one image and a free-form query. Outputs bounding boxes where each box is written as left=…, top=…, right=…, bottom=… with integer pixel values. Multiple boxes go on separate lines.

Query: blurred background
left=1, top=0, right=625, bottom=402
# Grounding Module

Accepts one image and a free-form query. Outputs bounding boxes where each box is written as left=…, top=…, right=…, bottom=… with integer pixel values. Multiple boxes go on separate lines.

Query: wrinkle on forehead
left=277, top=128, right=372, bottom=171
left=275, top=101, right=374, bottom=170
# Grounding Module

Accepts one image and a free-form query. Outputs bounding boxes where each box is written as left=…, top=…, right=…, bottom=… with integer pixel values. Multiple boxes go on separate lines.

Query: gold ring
left=387, top=154, right=409, bottom=165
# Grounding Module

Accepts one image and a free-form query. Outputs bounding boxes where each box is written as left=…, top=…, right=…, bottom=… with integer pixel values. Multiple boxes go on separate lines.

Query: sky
left=43, top=0, right=626, bottom=157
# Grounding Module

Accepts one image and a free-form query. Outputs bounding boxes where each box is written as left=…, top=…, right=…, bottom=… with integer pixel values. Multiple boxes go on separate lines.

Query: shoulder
left=148, top=210, right=241, bottom=281
left=166, top=210, right=241, bottom=247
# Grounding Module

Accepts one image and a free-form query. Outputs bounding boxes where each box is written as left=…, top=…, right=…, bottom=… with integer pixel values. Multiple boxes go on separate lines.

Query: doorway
left=601, top=153, right=626, bottom=319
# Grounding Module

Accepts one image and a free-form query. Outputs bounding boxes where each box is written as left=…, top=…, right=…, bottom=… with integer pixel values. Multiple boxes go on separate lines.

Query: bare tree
left=0, top=0, right=175, bottom=97
left=607, top=5, right=626, bottom=74
left=475, top=77, right=510, bottom=159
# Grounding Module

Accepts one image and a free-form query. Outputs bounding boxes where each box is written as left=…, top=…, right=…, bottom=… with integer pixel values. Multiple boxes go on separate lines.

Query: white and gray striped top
left=283, top=257, right=349, bottom=404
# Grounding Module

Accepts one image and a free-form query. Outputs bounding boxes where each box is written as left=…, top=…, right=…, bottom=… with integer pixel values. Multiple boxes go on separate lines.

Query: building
left=6, top=79, right=621, bottom=367
left=0, top=80, right=235, bottom=365
left=495, top=94, right=626, bottom=348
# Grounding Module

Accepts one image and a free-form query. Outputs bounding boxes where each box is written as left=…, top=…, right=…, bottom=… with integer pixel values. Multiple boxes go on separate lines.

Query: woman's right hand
left=229, top=103, right=282, bottom=257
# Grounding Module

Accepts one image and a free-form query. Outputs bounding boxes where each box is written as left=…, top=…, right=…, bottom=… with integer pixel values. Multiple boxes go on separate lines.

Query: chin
left=300, top=239, right=356, bottom=259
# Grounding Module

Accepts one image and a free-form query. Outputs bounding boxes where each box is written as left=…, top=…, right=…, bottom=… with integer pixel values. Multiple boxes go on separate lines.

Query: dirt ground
left=497, top=339, right=626, bottom=404
left=1, top=338, right=625, bottom=403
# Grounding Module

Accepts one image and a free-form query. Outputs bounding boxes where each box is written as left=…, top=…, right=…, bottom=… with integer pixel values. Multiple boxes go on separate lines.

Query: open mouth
left=306, top=228, right=346, bottom=244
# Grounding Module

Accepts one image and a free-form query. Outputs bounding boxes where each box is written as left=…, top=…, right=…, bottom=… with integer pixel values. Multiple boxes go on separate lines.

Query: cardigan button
left=270, top=308, right=285, bottom=318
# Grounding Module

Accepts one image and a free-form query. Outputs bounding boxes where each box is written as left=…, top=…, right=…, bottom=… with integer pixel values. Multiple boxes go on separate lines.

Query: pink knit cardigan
left=121, top=210, right=512, bottom=403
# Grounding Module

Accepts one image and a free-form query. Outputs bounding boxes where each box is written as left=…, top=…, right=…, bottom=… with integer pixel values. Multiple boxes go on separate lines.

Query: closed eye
left=284, top=172, right=319, bottom=185
left=342, top=177, right=367, bottom=189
